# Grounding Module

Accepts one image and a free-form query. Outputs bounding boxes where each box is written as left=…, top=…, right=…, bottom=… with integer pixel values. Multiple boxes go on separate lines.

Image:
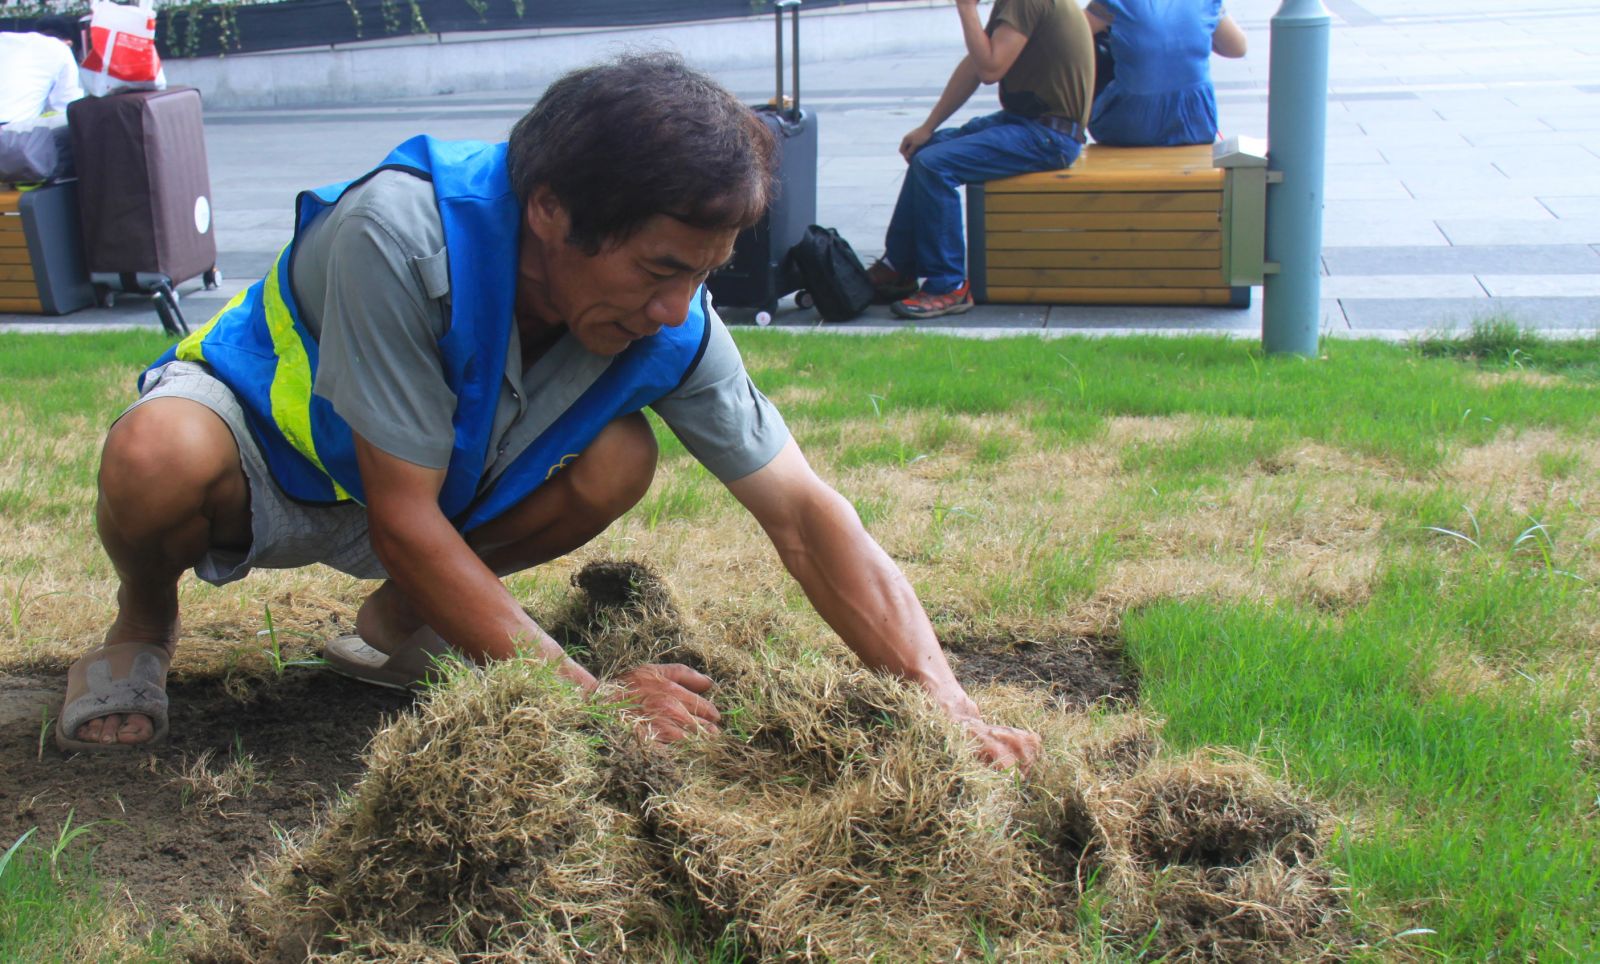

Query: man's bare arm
left=955, top=0, right=1031, bottom=84
left=353, top=435, right=722, bottom=740
left=900, top=55, right=984, bottom=160
left=1212, top=14, right=1248, bottom=57
left=727, top=440, right=1040, bottom=771
left=354, top=434, right=598, bottom=683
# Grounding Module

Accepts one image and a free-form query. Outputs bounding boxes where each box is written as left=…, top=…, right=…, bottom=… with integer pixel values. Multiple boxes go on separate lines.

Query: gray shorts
left=128, top=361, right=388, bottom=586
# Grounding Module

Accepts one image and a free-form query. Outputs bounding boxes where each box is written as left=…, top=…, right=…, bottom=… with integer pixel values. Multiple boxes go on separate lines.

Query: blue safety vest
left=143, top=135, right=709, bottom=532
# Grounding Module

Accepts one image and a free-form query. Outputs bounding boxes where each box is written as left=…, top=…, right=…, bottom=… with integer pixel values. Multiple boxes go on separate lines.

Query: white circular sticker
left=194, top=195, right=211, bottom=235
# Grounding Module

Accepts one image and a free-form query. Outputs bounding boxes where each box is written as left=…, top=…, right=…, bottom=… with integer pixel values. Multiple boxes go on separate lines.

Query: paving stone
left=1341, top=297, right=1600, bottom=330
left=1478, top=275, right=1600, bottom=297
left=1320, top=219, right=1450, bottom=247
left=1321, top=275, right=1488, bottom=299
left=1437, top=218, right=1600, bottom=245
left=1322, top=244, right=1600, bottom=275
left=1539, top=196, right=1600, bottom=218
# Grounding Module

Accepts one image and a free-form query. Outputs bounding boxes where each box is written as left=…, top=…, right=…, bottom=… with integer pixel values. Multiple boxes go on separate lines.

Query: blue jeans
left=883, top=111, right=1082, bottom=294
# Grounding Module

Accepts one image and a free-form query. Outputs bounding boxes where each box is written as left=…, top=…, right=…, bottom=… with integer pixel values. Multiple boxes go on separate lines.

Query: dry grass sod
left=189, top=566, right=1345, bottom=961
left=1, top=327, right=1598, bottom=958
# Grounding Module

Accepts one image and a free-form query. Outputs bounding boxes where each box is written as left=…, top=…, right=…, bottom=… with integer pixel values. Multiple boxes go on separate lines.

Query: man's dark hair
left=31, top=15, right=81, bottom=55
left=507, top=51, right=778, bottom=254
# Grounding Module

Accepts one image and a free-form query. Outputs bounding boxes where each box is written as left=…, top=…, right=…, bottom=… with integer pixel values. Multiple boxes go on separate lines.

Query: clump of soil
left=946, top=632, right=1139, bottom=709
left=0, top=670, right=410, bottom=920
left=186, top=561, right=1352, bottom=962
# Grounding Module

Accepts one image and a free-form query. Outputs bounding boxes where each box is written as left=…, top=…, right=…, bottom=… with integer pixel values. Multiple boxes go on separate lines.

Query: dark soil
left=945, top=633, right=1139, bottom=709
left=0, top=669, right=411, bottom=924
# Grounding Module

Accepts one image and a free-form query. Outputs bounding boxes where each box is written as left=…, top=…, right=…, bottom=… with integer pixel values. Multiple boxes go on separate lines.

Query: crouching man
left=58, top=53, right=1040, bottom=772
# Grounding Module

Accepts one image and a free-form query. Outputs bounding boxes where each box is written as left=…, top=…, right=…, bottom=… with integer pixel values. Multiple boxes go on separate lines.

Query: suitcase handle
left=774, top=0, right=801, bottom=121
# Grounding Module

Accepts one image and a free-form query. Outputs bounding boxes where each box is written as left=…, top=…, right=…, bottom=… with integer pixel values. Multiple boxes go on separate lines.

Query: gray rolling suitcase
left=707, top=0, right=818, bottom=318
left=0, top=182, right=95, bottom=316
left=68, top=86, right=221, bottom=335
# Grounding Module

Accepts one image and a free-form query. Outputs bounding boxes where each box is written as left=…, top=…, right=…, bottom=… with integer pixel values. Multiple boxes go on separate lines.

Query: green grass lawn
left=2, top=324, right=1597, bottom=959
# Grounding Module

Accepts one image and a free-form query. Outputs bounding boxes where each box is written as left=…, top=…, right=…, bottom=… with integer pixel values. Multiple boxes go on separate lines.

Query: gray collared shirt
left=289, top=170, right=789, bottom=488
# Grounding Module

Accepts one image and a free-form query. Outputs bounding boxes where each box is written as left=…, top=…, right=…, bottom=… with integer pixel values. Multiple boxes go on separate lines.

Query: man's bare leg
left=354, top=412, right=658, bottom=653
left=72, top=398, right=252, bottom=746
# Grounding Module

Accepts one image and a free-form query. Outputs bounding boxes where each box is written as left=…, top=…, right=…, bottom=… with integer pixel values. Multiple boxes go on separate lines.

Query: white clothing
left=0, top=32, right=83, bottom=125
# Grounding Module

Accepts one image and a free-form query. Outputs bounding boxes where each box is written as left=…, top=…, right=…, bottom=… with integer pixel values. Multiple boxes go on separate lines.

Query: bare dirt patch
left=0, top=670, right=411, bottom=922
left=946, top=632, right=1139, bottom=709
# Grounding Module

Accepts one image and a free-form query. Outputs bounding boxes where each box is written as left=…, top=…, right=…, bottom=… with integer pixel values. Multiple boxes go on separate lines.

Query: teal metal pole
left=1262, top=0, right=1331, bottom=356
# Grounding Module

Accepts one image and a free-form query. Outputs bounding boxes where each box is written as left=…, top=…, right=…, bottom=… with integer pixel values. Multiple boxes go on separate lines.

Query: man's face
left=526, top=190, right=738, bottom=357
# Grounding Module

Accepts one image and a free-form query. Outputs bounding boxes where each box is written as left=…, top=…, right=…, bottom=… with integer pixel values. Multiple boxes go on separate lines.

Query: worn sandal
left=56, top=641, right=172, bottom=752
left=323, top=626, right=459, bottom=692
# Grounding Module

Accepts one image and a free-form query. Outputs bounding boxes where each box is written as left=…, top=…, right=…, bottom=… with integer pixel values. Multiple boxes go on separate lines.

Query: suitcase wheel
left=203, top=267, right=223, bottom=290
left=794, top=290, right=815, bottom=311
left=95, top=286, right=117, bottom=309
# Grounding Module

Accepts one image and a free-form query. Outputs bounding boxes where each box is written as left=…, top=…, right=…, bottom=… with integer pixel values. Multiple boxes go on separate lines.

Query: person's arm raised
left=727, top=440, right=1041, bottom=772
left=956, top=0, right=1031, bottom=84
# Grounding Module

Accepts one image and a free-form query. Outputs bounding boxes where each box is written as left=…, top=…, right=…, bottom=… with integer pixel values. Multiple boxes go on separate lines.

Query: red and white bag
left=80, top=0, right=168, bottom=97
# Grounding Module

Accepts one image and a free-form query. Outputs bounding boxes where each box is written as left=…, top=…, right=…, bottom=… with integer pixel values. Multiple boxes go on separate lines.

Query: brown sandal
left=55, top=641, right=172, bottom=752
left=322, top=626, right=459, bottom=692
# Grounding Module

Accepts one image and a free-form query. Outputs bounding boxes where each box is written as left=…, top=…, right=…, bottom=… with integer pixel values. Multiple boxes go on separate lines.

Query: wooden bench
left=966, top=138, right=1269, bottom=308
left=0, top=184, right=94, bottom=315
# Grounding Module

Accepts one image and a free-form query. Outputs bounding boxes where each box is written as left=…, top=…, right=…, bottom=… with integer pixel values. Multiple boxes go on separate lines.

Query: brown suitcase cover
left=67, top=87, right=216, bottom=286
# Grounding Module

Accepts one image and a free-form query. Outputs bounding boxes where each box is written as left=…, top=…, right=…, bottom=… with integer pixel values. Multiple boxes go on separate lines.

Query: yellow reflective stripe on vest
left=173, top=286, right=249, bottom=365
left=260, top=258, right=351, bottom=502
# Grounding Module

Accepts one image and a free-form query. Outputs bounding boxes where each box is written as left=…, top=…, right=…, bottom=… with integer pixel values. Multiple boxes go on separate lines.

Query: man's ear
left=524, top=185, right=570, bottom=246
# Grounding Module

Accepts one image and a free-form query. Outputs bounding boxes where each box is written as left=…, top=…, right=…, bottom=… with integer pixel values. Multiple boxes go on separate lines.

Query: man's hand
left=961, top=718, right=1042, bottom=773
left=899, top=125, right=935, bottom=162
left=611, top=663, right=721, bottom=743
left=936, top=689, right=1043, bottom=773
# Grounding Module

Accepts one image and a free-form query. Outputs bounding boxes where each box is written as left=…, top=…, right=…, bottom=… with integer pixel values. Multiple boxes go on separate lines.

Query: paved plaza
left=4, top=0, right=1598, bottom=338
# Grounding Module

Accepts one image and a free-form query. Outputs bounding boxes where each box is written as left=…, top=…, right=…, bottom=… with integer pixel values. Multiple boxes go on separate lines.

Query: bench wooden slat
left=986, top=191, right=1221, bottom=214
left=0, top=230, right=28, bottom=248
left=0, top=280, right=42, bottom=298
left=0, top=192, right=20, bottom=214
left=986, top=144, right=1221, bottom=193
left=987, top=229, right=1220, bottom=251
left=986, top=169, right=1224, bottom=192
left=988, top=249, right=1220, bottom=270
left=0, top=247, right=31, bottom=264
left=987, top=211, right=1220, bottom=232
left=0, top=264, right=37, bottom=282
left=989, top=267, right=1226, bottom=288
left=987, top=286, right=1238, bottom=305
left=0, top=296, right=44, bottom=312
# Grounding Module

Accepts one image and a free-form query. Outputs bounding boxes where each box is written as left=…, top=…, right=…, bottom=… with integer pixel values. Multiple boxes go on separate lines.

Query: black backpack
left=787, top=225, right=873, bottom=323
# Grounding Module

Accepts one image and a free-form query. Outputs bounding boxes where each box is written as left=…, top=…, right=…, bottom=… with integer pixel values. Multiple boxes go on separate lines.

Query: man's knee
left=99, top=399, right=244, bottom=530
left=568, top=412, right=658, bottom=516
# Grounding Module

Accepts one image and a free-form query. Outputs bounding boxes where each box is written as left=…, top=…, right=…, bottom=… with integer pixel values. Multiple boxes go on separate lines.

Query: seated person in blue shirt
left=55, top=52, right=1041, bottom=776
left=1084, top=0, right=1248, bottom=147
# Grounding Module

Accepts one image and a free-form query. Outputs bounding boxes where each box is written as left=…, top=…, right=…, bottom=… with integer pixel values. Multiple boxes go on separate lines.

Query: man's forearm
left=769, top=490, right=975, bottom=714
left=957, top=2, right=999, bottom=74
left=368, top=511, right=599, bottom=692
left=919, top=56, right=983, bottom=132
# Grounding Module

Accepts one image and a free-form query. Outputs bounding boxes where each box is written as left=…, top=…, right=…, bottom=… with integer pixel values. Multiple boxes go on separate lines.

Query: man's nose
left=644, top=277, right=698, bottom=329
